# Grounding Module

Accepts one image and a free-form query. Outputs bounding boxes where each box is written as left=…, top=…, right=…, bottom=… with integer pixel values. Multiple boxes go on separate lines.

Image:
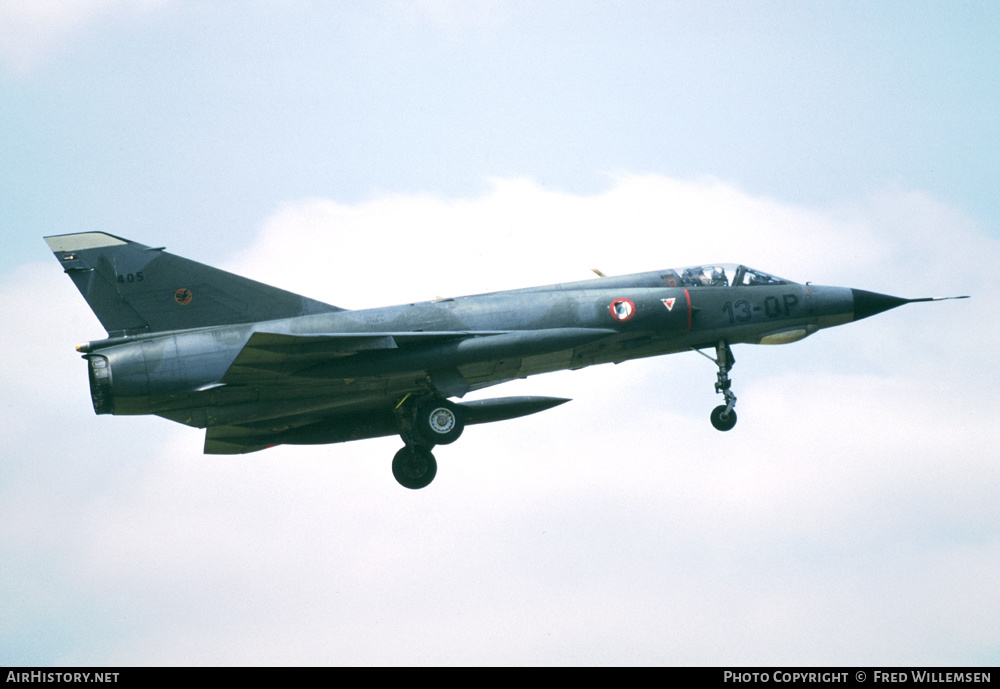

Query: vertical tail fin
left=44, top=232, right=342, bottom=336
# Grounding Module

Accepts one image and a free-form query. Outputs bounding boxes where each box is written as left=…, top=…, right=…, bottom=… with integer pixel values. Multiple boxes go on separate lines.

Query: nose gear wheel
left=710, top=404, right=737, bottom=431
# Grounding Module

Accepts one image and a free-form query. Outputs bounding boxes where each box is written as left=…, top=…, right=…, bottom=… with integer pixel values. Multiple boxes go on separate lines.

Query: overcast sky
left=2, top=1, right=998, bottom=666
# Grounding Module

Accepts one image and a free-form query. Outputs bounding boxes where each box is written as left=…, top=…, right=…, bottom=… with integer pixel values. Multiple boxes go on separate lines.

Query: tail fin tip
left=45, top=232, right=132, bottom=254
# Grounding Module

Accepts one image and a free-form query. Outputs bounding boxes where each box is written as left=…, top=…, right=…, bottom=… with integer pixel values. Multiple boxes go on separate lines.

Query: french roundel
left=609, top=298, right=636, bottom=322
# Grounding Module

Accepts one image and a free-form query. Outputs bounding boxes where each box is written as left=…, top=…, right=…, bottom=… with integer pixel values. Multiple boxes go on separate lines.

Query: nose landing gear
left=696, top=341, right=738, bottom=431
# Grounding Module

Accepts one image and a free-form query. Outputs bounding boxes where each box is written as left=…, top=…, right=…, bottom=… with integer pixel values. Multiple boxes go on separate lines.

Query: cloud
left=228, top=175, right=856, bottom=308
left=3, top=175, right=997, bottom=665
left=0, top=0, right=164, bottom=76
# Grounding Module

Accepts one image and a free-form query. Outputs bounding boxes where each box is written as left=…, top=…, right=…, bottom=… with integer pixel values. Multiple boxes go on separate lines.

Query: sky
left=1, top=0, right=998, bottom=666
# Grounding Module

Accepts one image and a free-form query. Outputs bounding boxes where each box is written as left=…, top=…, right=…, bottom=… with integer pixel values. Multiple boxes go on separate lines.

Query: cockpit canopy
left=666, top=264, right=794, bottom=288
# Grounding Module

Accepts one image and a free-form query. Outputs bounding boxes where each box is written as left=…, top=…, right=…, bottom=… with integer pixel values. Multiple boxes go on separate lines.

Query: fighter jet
left=45, top=232, right=967, bottom=489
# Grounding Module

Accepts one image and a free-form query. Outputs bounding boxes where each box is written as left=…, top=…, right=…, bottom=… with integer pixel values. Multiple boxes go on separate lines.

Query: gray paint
left=45, top=233, right=966, bottom=487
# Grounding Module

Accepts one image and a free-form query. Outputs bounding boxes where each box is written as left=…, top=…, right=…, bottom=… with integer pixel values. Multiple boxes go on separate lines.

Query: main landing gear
left=392, top=397, right=465, bottom=489
left=696, top=341, right=738, bottom=432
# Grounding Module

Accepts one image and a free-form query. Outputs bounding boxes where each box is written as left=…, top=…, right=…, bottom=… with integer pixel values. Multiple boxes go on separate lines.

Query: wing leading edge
left=205, top=328, right=614, bottom=453
left=222, top=327, right=614, bottom=385
left=221, top=330, right=514, bottom=385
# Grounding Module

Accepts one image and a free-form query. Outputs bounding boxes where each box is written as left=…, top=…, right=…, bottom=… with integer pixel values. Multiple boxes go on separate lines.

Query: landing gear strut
left=696, top=341, right=738, bottom=431
left=391, top=396, right=466, bottom=489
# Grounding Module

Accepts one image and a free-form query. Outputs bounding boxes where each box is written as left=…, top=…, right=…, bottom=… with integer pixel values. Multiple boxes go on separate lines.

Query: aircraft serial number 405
left=45, top=233, right=967, bottom=489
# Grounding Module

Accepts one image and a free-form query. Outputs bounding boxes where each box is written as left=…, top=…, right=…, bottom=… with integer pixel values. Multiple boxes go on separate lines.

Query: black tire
left=710, top=405, right=737, bottom=431
left=392, top=446, right=438, bottom=489
left=414, top=400, right=465, bottom=446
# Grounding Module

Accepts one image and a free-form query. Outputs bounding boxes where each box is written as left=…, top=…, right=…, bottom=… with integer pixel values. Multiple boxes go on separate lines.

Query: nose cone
left=850, top=289, right=911, bottom=321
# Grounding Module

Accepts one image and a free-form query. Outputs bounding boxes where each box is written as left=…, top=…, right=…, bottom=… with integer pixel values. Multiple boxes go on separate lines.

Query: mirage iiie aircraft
left=45, top=232, right=967, bottom=489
